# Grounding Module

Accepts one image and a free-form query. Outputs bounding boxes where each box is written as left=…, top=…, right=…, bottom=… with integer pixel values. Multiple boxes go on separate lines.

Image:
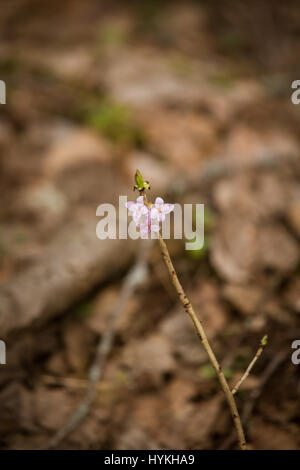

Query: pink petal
left=133, top=213, right=143, bottom=223
left=140, top=227, right=150, bottom=238
left=150, top=207, right=159, bottom=219
left=125, top=201, right=134, bottom=209
left=155, top=197, right=164, bottom=205
left=161, top=203, right=174, bottom=214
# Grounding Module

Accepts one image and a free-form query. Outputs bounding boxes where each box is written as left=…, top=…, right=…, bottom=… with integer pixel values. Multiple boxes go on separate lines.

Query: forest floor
left=0, top=0, right=300, bottom=450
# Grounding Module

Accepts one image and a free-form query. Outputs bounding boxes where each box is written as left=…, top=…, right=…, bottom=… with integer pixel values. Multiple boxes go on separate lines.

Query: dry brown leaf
left=251, top=418, right=299, bottom=450
left=160, top=311, right=207, bottom=366
left=211, top=217, right=258, bottom=283
left=258, top=224, right=299, bottom=272
left=121, top=334, right=176, bottom=390
left=142, top=110, right=218, bottom=173
left=222, top=284, right=263, bottom=315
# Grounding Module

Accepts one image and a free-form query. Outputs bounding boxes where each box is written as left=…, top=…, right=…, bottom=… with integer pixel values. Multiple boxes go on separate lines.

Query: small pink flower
left=125, top=195, right=174, bottom=238
left=125, top=195, right=148, bottom=224
left=150, top=197, right=174, bottom=222
left=139, top=220, right=160, bottom=238
left=138, top=203, right=160, bottom=238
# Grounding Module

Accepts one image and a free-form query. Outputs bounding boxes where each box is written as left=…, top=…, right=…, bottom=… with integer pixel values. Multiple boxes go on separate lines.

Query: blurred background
left=0, top=0, right=300, bottom=450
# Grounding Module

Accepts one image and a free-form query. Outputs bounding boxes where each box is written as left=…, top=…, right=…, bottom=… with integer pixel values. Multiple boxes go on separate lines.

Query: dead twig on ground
left=232, top=335, right=268, bottom=395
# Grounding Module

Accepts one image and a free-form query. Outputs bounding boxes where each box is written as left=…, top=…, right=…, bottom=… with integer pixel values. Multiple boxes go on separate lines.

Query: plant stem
left=157, top=233, right=247, bottom=450
left=232, top=336, right=267, bottom=396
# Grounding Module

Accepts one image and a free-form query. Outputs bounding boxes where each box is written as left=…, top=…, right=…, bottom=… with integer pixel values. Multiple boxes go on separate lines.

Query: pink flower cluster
left=125, top=196, right=174, bottom=238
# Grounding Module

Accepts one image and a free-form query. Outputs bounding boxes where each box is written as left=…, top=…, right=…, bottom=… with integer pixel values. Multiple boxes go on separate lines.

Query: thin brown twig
left=157, top=232, right=247, bottom=450
left=232, top=335, right=268, bottom=395
left=40, top=374, right=112, bottom=392
left=221, top=349, right=288, bottom=450
left=42, top=240, right=152, bottom=449
left=241, top=349, right=288, bottom=426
